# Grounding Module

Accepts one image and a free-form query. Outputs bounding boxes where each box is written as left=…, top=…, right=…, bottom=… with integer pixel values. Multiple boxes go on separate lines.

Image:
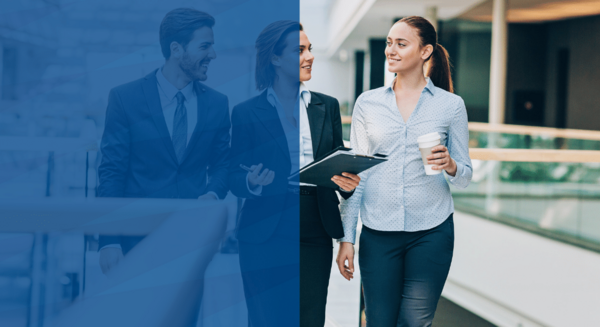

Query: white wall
left=304, top=50, right=353, bottom=108
left=301, top=0, right=354, bottom=107
left=445, top=211, right=600, bottom=327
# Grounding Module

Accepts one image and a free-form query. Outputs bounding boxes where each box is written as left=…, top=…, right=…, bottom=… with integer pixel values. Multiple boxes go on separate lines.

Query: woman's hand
left=331, top=173, right=361, bottom=192
left=99, top=247, right=123, bottom=275
left=248, top=163, right=275, bottom=188
left=336, top=242, right=355, bottom=281
left=427, top=145, right=457, bottom=176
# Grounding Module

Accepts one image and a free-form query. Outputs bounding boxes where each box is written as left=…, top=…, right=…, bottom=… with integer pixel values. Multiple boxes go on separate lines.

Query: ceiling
left=317, top=0, right=600, bottom=58
left=459, top=0, right=600, bottom=23
left=334, top=0, right=484, bottom=53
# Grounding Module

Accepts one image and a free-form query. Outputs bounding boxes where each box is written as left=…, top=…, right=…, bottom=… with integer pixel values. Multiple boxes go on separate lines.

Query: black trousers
left=300, top=191, right=333, bottom=327
left=238, top=190, right=333, bottom=327
left=359, top=214, right=454, bottom=327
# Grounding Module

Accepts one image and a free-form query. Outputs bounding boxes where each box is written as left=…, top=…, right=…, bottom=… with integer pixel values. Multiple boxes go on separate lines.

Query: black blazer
left=97, top=69, right=231, bottom=251
left=98, top=69, right=230, bottom=199
left=229, top=90, right=352, bottom=244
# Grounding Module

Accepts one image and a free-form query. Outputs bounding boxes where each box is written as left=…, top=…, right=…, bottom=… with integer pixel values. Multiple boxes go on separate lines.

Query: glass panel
left=451, top=160, right=600, bottom=247
left=468, top=131, right=600, bottom=150
left=342, top=120, right=600, bottom=151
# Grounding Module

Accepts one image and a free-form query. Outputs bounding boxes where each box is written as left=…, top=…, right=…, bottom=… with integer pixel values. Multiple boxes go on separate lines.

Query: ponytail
left=427, top=43, right=453, bottom=93
left=397, top=16, right=454, bottom=93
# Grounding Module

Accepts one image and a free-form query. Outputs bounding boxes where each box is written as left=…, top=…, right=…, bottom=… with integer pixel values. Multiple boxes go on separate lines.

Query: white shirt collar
left=266, top=83, right=312, bottom=109
left=299, top=82, right=311, bottom=107
left=156, top=67, right=195, bottom=104
left=386, top=77, right=436, bottom=96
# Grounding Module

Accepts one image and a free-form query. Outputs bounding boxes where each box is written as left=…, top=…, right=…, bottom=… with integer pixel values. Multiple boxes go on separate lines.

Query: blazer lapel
left=180, top=82, right=208, bottom=162
left=142, top=70, right=178, bottom=163
left=252, top=91, right=290, bottom=162
left=307, top=92, right=326, bottom=158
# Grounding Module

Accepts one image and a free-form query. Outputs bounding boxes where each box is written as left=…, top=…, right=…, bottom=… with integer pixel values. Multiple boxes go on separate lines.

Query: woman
left=336, top=16, right=472, bottom=326
left=229, top=21, right=360, bottom=327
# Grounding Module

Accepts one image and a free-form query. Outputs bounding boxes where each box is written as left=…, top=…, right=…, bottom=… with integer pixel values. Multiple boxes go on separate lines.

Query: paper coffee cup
left=417, top=132, right=442, bottom=175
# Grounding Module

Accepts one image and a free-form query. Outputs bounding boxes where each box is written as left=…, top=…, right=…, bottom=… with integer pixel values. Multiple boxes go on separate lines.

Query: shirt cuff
left=337, top=233, right=356, bottom=244
left=99, top=244, right=122, bottom=251
left=447, top=162, right=466, bottom=187
left=246, top=173, right=262, bottom=196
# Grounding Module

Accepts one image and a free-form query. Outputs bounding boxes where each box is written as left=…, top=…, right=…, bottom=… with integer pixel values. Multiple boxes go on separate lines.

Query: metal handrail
left=469, top=148, right=600, bottom=163
left=0, top=136, right=98, bottom=197
left=340, top=118, right=600, bottom=163
left=0, top=136, right=98, bottom=152
left=340, top=117, right=600, bottom=142
left=468, top=122, right=600, bottom=141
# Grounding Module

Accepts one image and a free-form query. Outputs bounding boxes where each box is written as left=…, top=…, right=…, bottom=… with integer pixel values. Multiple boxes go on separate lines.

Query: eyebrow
left=387, top=37, right=409, bottom=42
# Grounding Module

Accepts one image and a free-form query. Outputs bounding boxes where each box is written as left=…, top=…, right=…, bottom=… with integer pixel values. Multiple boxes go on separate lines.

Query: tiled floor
left=200, top=220, right=496, bottom=327
left=323, top=221, right=497, bottom=327
left=325, top=227, right=362, bottom=327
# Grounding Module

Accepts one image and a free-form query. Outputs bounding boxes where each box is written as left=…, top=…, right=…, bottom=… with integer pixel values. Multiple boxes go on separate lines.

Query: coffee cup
left=417, top=132, right=442, bottom=175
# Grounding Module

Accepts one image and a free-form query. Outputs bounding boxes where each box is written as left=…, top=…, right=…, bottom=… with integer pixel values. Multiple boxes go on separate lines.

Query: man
left=97, top=8, right=230, bottom=274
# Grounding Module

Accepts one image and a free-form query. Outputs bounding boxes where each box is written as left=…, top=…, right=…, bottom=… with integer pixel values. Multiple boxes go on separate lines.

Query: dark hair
left=396, top=16, right=453, bottom=93
left=159, top=8, right=215, bottom=59
left=255, top=20, right=302, bottom=90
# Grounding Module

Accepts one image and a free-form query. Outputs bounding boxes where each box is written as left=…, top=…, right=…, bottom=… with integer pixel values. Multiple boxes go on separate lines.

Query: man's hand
left=427, top=145, right=457, bottom=176
left=99, top=247, right=124, bottom=275
left=336, top=242, right=355, bottom=281
left=331, top=172, right=361, bottom=192
left=198, top=193, right=218, bottom=201
left=248, top=163, right=275, bottom=188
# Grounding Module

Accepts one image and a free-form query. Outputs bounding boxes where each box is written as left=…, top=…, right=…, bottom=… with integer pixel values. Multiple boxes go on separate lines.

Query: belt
left=288, top=185, right=317, bottom=196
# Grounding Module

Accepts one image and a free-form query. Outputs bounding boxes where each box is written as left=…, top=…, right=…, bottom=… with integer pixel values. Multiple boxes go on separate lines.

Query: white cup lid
left=417, top=132, right=441, bottom=143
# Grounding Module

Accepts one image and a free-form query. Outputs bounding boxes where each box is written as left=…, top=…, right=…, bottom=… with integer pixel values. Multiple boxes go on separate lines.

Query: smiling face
left=385, top=22, right=433, bottom=75
left=273, top=30, right=313, bottom=83
left=171, top=26, right=216, bottom=81
left=299, top=31, right=314, bottom=82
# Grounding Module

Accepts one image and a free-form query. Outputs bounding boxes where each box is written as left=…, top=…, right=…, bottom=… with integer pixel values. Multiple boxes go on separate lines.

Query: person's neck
left=394, top=68, right=427, bottom=92
left=162, top=61, right=193, bottom=90
left=272, top=74, right=299, bottom=102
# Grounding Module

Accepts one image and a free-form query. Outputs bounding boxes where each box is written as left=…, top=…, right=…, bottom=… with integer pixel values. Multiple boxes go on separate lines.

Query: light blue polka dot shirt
left=339, top=78, right=472, bottom=244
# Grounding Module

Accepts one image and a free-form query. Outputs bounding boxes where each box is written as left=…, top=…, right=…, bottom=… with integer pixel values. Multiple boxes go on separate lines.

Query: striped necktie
left=173, top=91, right=187, bottom=163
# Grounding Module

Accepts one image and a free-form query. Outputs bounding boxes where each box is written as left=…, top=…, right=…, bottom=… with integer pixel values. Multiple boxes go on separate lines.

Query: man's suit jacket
left=229, top=90, right=353, bottom=244
left=97, top=69, right=230, bottom=251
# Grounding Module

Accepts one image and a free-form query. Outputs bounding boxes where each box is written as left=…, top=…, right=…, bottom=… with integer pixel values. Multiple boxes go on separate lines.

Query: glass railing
left=468, top=131, right=600, bottom=150
left=467, top=122, right=600, bottom=150
left=342, top=117, right=600, bottom=150
left=341, top=118, right=600, bottom=250
left=0, top=138, right=235, bottom=326
left=451, top=159, right=600, bottom=250
left=458, top=125, right=600, bottom=250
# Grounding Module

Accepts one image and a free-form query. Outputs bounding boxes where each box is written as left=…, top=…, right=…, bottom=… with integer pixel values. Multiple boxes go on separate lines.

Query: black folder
left=290, top=146, right=388, bottom=189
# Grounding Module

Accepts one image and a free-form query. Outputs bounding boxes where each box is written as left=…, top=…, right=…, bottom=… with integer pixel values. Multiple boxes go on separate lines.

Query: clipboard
left=289, top=146, right=388, bottom=189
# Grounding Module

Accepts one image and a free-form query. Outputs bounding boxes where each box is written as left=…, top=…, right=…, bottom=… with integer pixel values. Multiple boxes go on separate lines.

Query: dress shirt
left=155, top=68, right=197, bottom=144
left=247, top=83, right=315, bottom=194
left=339, top=78, right=472, bottom=244
left=155, top=68, right=218, bottom=200
left=298, top=82, right=314, bottom=170
left=100, top=69, right=216, bottom=251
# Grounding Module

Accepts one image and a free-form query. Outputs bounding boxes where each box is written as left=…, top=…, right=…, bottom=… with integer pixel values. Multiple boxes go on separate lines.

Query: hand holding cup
left=426, top=145, right=457, bottom=176
left=418, top=132, right=457, bottom=176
